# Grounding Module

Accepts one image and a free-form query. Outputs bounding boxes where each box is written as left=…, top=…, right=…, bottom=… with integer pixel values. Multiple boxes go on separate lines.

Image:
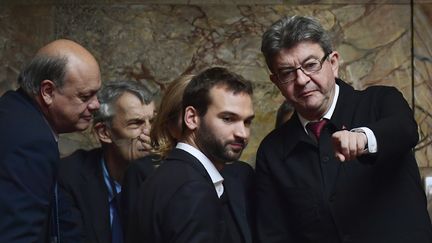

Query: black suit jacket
left=256, top=79, right=432, bottom=243
left=57, top=148, right=111, bottom=243
left=127, top=148, right=254, bottom=243
left=0, top=89, right=58, bottom=242
left=220, top=161, right=255, bottom=243
left=57, top=148, right=156, bottom=243
left=121, top=155, right=157, bottom=234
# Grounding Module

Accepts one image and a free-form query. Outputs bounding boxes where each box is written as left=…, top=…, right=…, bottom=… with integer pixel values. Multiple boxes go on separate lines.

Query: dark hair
left=17, top=54, right=68, bottom=95
left=261, top=16, right=333, bottom=72
left=183, top=67, right=253, bottom=117
left=94, top=80, right=156, bottom=126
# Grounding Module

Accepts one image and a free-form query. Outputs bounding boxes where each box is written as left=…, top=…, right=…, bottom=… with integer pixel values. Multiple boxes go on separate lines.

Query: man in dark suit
left=0, top=39, right=101, bottom=242
left=57, top=81, right=156, bottom=243
left=256, top=16, right=432, bottom=243
left=127, top=67, right=255, bottom=243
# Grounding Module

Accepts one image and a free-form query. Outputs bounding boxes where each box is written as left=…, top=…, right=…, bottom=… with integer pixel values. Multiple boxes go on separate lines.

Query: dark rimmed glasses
left=275, top=52, right=332, bottom=85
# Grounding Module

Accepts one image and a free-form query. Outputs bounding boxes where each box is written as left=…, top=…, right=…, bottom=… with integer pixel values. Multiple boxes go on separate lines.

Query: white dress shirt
left=176, top=142, right=225, bottom=198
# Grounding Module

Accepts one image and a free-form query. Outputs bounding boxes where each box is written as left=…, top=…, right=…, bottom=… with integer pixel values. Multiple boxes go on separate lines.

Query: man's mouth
left=298, top=89, right=316, bottom=98
left=81, top=116, right=93, bottom=121
left=229, top=142, right=245, bottom=151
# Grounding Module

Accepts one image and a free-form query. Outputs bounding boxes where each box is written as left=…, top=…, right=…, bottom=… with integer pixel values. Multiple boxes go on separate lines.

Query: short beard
left=195, top=121, right=244, bottom=164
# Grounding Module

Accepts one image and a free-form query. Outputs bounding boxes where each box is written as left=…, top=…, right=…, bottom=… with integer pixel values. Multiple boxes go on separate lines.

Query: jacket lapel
left=166, top=148, right=214, bottom=184
left=330, top=79, right=358, bottom=130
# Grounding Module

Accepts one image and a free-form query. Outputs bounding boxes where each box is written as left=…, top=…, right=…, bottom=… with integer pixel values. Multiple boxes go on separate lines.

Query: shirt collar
left=101, top=158, right=122, bottom=202
left=298, top=83, right=339, bottom=134
left=176, top=142, right=224, bottom=196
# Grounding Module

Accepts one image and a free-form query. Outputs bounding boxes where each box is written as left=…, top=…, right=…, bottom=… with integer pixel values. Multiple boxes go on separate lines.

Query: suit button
left=322, top=155, right=329, bottom=163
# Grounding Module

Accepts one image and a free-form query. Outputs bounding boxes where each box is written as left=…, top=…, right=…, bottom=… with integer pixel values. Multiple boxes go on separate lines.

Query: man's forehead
left=116, top=95, right=154, bottom=115
left=207, top=86, right=253, bottom=114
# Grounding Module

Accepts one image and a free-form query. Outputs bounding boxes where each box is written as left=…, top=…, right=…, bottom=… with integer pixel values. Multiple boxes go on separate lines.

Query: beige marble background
left=1, top=1, right=431, bottom=172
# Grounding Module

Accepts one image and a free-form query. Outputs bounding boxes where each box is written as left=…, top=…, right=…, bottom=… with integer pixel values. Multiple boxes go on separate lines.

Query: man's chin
left=75, top=122, right=92, bottom=132
left=225, top=151, right=242, bottom=162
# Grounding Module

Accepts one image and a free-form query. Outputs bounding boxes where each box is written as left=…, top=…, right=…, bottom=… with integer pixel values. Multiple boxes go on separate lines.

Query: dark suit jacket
left=127, top=148, right=254, bottom=243
left=57, top=148, right=111, bottom=243
left=256, top=79, right=432, bottom=243
left=220, top=161, right=255, bottom=243
left=0, top=89, right=58, bottom=242
left=57, top=148, right=156, bottom=243
left=121, top=155, right=157, bottom=235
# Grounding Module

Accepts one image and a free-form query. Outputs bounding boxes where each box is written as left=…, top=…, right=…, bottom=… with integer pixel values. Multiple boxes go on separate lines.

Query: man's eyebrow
left=277, top=54, right=318, bottom=70
left=218, top=111, right=239, bottom=117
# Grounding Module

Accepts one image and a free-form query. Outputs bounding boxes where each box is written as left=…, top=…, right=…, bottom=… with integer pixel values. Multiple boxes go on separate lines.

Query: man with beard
left=127, top=67, right=255, bottom=243
left=57, top=80, right=156, bottom=243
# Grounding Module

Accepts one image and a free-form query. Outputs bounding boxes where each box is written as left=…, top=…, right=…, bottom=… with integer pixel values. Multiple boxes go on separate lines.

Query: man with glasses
left=256, top=16, right=432, bottom=243
left=57, top=80, right=156, bottom=243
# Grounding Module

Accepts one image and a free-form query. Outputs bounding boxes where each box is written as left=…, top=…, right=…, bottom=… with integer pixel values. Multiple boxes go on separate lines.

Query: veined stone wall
left=1, top=1, right=431, bottom=175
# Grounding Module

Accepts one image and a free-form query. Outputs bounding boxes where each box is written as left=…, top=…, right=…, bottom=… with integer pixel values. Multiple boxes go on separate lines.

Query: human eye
left=149, top=118, right=155, bottom=125
left=244, top=117, right=254, bottom=127
left=220, top=114, right=235, bottom=124
left=128, top=120, right=144, bottom=129
left=279, top=68, right=294, bottom=76
left=79, top=92, right=96, bottom=102
left=277, top=68, right=295, bottom=82
left=79, top=95, right=92, bottom=102
left=302, top=59, right=320, bottom=72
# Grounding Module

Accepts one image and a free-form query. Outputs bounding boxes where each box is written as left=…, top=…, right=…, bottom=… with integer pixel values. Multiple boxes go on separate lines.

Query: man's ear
left=329, top=51, right=340, bottom=78
left=40, top=80, right=56, bottom=106
left=269, top=73, right=278, bottom=85
left=184, top=106, right=199, bottom=131
left=94, top=122, right=112, bottom=144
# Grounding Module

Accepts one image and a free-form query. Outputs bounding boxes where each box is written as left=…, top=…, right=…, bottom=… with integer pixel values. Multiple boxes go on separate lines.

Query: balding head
left=18, top=39, right=102, bottom=133
left=18, top=39, right=100, bottom=96
left=36, top=39, right=98, bottom=68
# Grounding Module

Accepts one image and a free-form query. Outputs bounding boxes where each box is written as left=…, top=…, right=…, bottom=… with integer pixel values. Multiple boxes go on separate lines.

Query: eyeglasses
left=275, top=52, right=331, bottom=85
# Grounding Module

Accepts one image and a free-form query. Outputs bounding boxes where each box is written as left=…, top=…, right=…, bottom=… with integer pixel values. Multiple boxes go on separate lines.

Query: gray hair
left=261, top=16, right=333, bottom=72
left=17, top=54, right=68, bottom=95
left=94, top=80, right=156, bottom=126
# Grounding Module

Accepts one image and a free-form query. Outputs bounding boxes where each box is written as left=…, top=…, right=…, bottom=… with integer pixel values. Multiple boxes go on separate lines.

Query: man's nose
left=234, top=123, right=249, bottom=139
left=294, top=67, right=310, bottom=86
left=88, top=96, right=100, bottom=111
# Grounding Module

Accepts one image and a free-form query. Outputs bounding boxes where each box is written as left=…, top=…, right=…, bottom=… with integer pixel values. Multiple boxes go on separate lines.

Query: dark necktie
left=307, top=119, right=328, bottom=139
left=110, top=180, right=124, bottom=243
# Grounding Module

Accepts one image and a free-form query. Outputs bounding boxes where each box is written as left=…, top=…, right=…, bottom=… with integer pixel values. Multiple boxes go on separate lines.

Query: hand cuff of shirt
left=350, top=127, right=378, bottom=154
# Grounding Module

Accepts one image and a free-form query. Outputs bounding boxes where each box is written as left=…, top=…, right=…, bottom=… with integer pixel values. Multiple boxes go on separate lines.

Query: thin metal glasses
left=276, top=52, right=331, bottom=85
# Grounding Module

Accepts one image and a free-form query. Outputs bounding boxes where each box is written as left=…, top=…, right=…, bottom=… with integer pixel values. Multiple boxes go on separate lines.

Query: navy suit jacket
left=126, top=148, right=254, bottom=243
left=0, top=89, right=58, bottom=242
left=256, top=79, right=432, bottom=243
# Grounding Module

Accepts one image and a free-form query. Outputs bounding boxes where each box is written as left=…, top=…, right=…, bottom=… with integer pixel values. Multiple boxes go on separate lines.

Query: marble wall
left=1, top=1, right=431, bottom=172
